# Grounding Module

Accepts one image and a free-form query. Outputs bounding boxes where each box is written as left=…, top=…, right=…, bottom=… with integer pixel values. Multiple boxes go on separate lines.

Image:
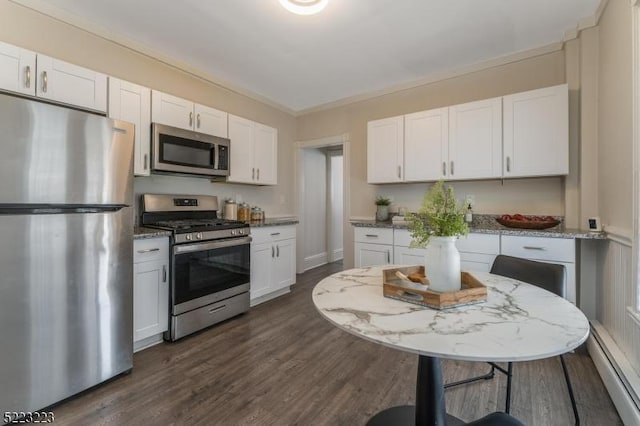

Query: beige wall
left=0, top=1, right=298, bottom=218
left=597, top=0, right=634, bottom=235
left=298, top=52, right=568, bottom=267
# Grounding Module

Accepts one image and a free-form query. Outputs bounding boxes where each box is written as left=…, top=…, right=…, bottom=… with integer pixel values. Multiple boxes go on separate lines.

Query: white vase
left=424, top=236, right=461, bottom=293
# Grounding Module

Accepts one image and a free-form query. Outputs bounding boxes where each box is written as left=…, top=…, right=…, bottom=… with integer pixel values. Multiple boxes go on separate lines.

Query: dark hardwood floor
left=53, top=261, right=622, bottom=425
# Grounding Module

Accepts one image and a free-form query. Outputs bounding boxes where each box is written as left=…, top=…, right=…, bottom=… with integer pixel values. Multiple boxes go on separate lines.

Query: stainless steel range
left=141, top=194, right=251, bottom=341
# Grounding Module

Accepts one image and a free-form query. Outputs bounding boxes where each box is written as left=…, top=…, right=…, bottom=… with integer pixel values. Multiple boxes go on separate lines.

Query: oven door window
left=159, top=133, right=215, bottom=169
left=174, top=242, right=250, bottom=305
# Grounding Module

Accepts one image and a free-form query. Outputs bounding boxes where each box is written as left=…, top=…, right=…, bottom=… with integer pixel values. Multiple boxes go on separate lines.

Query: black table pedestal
left=367, top=355, right=465, bottom=426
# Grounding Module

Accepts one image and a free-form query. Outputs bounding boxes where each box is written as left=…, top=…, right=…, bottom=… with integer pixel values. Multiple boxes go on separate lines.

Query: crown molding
left=8, top=0, right=297, bottom=116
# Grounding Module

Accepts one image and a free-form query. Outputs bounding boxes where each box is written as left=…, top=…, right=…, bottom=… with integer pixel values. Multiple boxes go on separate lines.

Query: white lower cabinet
left=354, top=227, right=394, bottom=267
left=250, top=226, right=296, bottom=305
left=501, top=235, right=576, bottom=304
left=133, top=237, right=169, bottom=352
left=355, top=227, right=577, bottom=304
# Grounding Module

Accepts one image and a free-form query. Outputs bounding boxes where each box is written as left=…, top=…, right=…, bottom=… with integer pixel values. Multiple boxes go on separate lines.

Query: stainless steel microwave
left=151, top=123, right=230, bottom=178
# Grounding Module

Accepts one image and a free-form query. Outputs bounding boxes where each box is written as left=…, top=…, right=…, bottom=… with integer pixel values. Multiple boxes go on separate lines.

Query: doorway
left=296, top=134, right=350, bottom=273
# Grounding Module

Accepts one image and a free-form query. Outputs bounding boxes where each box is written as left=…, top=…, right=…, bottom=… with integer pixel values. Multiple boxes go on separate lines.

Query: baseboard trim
left=588, top=322, right=640, bottom=425
left=304, top=252, right=328, bottom=271
left=331, top=248, right=344, bottom=261
left=134, top=333, right=164, bottom=353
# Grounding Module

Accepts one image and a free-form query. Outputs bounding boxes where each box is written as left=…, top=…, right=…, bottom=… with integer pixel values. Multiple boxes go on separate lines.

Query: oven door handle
left=174, top=236, right=252, bottom=254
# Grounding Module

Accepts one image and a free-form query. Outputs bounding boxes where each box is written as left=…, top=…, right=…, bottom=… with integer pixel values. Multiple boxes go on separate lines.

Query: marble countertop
left=312, top=266, right=590, bottom=362
left=134, top=227, right=172, bottom=240
left=351, top=215, right=606, bottom=239
left=249, top=218, right=298, bottom=227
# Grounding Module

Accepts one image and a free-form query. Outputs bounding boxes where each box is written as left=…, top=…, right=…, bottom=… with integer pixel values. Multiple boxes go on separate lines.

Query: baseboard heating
left=588, top=321, right=640, bottom=425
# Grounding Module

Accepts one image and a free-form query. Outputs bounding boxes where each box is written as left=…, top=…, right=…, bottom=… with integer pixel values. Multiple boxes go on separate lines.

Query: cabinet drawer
left=456, top=233, right=500, bottom=255
left=251, top=225, right=296, bottom=245
left=134, top=237, right=169, bottom=263
left=501, top=236, right=575, bottom=263
left=354, top=227, right=394, bottom=245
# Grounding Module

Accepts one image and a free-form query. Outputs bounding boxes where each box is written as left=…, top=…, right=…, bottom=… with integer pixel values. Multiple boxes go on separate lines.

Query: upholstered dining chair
left=445, top=255, right=579, bottom=425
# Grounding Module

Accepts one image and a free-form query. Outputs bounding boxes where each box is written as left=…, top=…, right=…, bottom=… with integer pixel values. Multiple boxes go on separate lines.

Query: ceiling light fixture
left=279, top=0, right=329, bottom=15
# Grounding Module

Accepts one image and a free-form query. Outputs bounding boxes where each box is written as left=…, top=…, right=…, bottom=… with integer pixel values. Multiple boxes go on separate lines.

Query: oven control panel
left=174, top=198, right=198, bottom=207
left=175, top=227, right=250, bottom=244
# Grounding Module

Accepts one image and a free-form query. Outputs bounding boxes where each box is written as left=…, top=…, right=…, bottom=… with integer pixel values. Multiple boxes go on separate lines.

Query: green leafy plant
left=407, top=180, right=469, bottom=248
left=375, top=196, right=391, bottom=206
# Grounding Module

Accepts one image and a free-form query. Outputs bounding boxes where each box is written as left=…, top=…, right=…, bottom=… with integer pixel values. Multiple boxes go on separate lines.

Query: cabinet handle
left=506, top=156, right=511, bottom=172
left=197, top=113, right=201, bottom=128
left=257, top=168, right=260, bottom=180
left=387, top=250, right=390, bottom=263
left=143, top=154, right=148, bottom=171
left=252, top=168, right=255, bottom=180
left=365, top=234, right=378, bottom=238
left=270, top=232, right=281, bottom=236
left=25, top=65, right=31, bottom=88
left=272, top=246, right=275, bottom=258
left=162, top=265, right=167, bottom=282
left=137, top=248, right=160, bottom=253
left=277, top=245, right=280, bottom=257
left=442, top=162, right=446, bottom=176
left=450, top=161, right=454, bottom=176
left=42, top=71, right=47, bottom=93
left=397, top=165, right=401, bottom=179
left=189, top=112, right=193, bottom=127
left=523, top=246, right=546, bottom=251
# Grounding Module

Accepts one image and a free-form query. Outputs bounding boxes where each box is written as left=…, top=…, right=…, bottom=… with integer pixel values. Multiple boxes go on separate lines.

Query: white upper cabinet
left=404, top=108, right=448, bottom=182
left=36, top=55, right=107, bottom=113
left=151, top=90, right=228, bottom=138
left=448, top=97, right=502, bottom=180
left=503, top=84, right=569, bottom=177
left=228, top=114, right=277, bottom=185
left=0, top=41, right=36, bottom=96
left=367, top=116, right=404, bottom=183
left=194, top=103, right=228, bottom=137
left=109, top=78, right=151, bottom=176
left=0, top=42, right=107, bottom=112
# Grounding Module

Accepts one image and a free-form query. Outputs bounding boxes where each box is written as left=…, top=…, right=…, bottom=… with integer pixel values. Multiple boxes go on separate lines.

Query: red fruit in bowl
left=513, top=214, right=525, bottom=221
left=501, top=214, right=512, bottom=220
left=545, top=216, right=555, bottom=222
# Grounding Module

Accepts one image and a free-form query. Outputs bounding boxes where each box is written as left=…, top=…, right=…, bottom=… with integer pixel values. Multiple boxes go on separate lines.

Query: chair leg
left=505, top=362, right=513, bottom=414
left=560, top=355, right=580, bottom=426
left=444, top=363, right=496, bottom=389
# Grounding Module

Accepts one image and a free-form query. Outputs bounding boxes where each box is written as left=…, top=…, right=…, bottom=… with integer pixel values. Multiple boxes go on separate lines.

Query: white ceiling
left=29, top=0, right=600, bottom=112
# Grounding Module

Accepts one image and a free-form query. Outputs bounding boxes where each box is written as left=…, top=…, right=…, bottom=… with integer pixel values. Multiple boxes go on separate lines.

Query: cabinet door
left=227, top=114, right=256, bottom=183
left=194, top=103, right=228, bottom=137
left=503, top=84, right=569, bottom=177
left=448, top=97, right=502, bottom=180
left=133, top=259, right=169, bottom=342
left=254, top=123, right=278, bottom=185
left=355, top=242, right=392, bottom=267
left=109, top=78, right=151, bottom=176
left=151, top=90, right=193, bottom=130
left=36, top=55, right=107, bottom=112
left=250, top=242, right=273, bottom=300
left=272, top=239, right=295, bottom=291
left=404, top=108, right=448, bottom=181
left=0, top=41, right=36, bottom=96
left=459, top=252, right=497, bottom=273
left=393, top=246, right=426, bottom=266
left=367, top=116, right=404, bottom=183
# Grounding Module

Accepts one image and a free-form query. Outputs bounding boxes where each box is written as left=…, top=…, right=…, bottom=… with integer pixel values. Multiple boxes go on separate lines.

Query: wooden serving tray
left=383, top=266, right=487, bottom=310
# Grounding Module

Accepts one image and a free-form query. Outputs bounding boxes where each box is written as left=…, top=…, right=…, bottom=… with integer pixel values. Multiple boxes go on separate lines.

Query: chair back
left=489, top=255, right=566, bottom=298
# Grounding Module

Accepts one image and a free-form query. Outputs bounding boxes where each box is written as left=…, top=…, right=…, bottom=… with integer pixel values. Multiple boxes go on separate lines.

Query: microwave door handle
left=211, top=144, right=218, bottom=170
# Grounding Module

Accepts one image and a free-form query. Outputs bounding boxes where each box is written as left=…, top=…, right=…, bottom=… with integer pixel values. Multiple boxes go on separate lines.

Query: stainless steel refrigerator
left=0, top=94, right=134, bottom=416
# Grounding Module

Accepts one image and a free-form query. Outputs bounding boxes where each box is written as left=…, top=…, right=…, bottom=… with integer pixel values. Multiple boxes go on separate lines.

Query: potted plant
left=375, top=196, right=391, bottom=221
left=407, top=181, right=469, bottom=292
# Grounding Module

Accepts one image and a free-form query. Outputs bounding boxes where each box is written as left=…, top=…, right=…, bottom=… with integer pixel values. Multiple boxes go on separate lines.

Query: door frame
left=294, top=133, right=350, bottom=273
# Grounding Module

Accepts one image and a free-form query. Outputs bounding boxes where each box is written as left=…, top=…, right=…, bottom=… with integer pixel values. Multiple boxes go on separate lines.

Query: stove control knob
left=185, top=233, right=193, bottom=241
left=231, top=230, right=237, bottom=235
left=239, top=229, right=244, bottom=235
left=196, top=232, right=203, bottom=240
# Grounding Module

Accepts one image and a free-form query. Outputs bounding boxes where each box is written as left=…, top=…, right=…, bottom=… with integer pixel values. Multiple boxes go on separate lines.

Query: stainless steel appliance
left=0, top=94, right=134, bottom=417
left=151, top=123, right=230, bottom=178
left=141, top=194, right=250, bottom=341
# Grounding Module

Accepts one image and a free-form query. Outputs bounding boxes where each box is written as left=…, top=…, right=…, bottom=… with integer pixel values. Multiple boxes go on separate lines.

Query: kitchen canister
left=238, top=202, right=250, bottom=222
left=224, top=199, right=238, bottom=220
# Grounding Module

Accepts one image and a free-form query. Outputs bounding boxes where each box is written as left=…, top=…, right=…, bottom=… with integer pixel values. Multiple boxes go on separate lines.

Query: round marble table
left=312, top=266, right=590, bottom=425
